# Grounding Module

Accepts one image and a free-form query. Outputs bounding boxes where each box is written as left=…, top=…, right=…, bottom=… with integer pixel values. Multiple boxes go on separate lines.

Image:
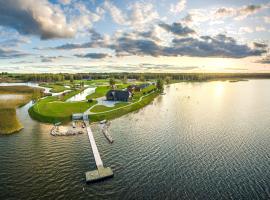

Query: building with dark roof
left=106, top=90, right=130, bottom=102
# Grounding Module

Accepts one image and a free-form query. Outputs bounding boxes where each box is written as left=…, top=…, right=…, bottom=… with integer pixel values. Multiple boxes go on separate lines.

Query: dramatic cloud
left=0, top=0, right=75, bottom=39
left=159, top=22, right=196, bottom=36
left=74, top=53, right=110, bottom=59
left=168, top=34, right=266, bottom=58
left=170, top=0, right=186, bottom=14
left=51, top=25, right=266, bottom=59
left=0, top=47, right=29, bottom=58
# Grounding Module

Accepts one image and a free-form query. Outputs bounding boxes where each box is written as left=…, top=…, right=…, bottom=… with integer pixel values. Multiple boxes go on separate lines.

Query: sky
left=0, top=0, right=269, bottom=73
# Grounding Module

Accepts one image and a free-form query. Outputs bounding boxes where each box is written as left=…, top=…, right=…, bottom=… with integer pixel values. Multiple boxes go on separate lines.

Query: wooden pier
left=83, top=114, right=113, bottom=183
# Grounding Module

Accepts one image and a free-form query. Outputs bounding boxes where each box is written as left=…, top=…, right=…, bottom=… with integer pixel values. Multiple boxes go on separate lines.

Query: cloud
left=0, top=47, right=30, bottom=59
left=40, top=55, right=65, bottom=62
left=253, top=42, right=268, bottom=49
left=224, top=67, right=248, bottom=71
left=184, top=3, right=270, bottom=25
left=0, top=0, right=75, bottom=39
left=50, top=24, right=266, bottom=59
left=74, top=53, right=109, bottom=59
left=214, top=4, right=269, bottom=20
left=256, top=55, right=270, bottom=64
left=58, top=0, right=71, bottom=5
left=0, top=38, right=29, bottom=47
left=103, top=1, right=159, bottom=29
left=168, top=34, right=266, bottom=58
left=103, top=1, right=128, bottom=25
left=159, top=22, right=196, bottom=36
left=239, top=27, right=253, bottom=34
left=263, top=16, right=270, bottom=23
left=128, top=1, right=159, bottom=29
left=170, top=0, right=186, bottom=14
left=255, top=26, right=266, bottom=32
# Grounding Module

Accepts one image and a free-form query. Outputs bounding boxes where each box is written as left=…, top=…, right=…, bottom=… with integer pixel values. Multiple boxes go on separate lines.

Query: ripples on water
left=0, top=80, right=270, bottom=200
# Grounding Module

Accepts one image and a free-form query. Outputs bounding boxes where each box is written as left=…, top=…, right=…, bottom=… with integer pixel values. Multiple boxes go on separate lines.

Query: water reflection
left=0, top=80, right=269, bottom=199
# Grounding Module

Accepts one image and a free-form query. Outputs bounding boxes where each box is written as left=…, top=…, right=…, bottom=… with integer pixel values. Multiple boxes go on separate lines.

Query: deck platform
left=85, top=167, right=114, bottom=183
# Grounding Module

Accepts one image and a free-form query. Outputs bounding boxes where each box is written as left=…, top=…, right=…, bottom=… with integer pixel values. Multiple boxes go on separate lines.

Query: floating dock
left=83, top=114, right=113, bottom=183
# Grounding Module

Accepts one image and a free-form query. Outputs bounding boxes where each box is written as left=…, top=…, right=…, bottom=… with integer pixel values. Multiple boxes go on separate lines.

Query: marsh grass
left=0, top=86, right=41, bottom=134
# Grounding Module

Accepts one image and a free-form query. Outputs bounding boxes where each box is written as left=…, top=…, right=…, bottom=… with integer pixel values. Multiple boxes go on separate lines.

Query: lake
left=0, top=80, right=269, bottom=199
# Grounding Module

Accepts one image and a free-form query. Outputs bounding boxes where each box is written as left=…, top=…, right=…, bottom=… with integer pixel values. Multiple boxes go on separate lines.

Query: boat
left=100, top=120, right=107, bottom=124
left=72, top=122, right=76, bottom=128
left=161, top=92, right=166, bottom=95
left=102, top=128, right=113, bottom=143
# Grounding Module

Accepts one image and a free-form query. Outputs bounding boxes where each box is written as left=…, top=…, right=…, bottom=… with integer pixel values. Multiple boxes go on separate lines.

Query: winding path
left=84, top=91, right=156, bottom=115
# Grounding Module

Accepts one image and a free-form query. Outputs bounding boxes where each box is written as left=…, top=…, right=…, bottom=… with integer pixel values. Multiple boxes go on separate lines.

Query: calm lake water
left=0, top=80, right=270, bottom=200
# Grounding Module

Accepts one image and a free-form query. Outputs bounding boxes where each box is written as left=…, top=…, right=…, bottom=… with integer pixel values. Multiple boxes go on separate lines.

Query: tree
left=165, top=76, right=171, bottom=84
left=109, top=78, right=116, bottom=88
left=139, top=74, right=145, bottom=82
left=122, top=75, right=127, bottom=84
left=156, top=79, right=164, bottom=92
left=69, top=75, right=74, bottom=83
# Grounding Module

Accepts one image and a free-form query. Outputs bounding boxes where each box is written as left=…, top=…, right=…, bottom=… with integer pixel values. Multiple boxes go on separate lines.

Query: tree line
left=2, top=72, right=270, bottom=83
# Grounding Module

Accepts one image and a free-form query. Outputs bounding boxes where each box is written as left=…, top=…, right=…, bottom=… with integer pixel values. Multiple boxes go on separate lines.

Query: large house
left=106, top=90, right=130, bottom=102
left=127, top=83, right=150, bottom=92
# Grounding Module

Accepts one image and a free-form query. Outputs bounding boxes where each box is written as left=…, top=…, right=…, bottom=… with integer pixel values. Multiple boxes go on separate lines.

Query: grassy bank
left=89, top=91, right=159, bottom=122
left=29, top=96, right=97, bottom=123
left=0, top=108, right=23, bottom=134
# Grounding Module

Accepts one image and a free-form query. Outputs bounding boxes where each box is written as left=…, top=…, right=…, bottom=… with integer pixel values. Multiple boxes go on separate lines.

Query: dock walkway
left=82, top=114, right=113, bottom=183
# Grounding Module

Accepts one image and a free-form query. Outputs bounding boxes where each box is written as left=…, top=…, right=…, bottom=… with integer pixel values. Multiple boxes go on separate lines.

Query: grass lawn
left=90, top=102, right=129, bottom=112
left=86, top=86, right=111, bottom=99
left=29, top=97, right=97, bottom=123
left=39, top=83, right=66, bottom=93
left=89, top=91, right=158, bottom=122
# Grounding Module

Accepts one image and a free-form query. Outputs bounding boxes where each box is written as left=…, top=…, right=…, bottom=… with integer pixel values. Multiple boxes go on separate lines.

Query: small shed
left=72, top=113, right=83, bottom=120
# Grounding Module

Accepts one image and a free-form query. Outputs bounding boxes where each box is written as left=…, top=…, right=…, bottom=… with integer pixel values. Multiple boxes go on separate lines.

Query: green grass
left=29, top=97, right=97, bottom=123
left=90, top=102, right=129, bottom=112
left=89, top=92, right=158, bottom=122
left=39, top=83, right=66, bottom=93
left=132, top=85, right=157, bottom=101
left=86, top=86, right=111, bottom=99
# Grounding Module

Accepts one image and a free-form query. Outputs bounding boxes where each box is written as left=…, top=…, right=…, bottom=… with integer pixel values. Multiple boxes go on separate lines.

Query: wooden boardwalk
left=83, top=114, right=113, bottom=183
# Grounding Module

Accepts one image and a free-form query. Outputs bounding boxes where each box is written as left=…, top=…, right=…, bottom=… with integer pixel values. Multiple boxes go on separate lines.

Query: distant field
left=0, top=85, right=43, bottom=95
left=39, top=83, right=66, bottom=93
